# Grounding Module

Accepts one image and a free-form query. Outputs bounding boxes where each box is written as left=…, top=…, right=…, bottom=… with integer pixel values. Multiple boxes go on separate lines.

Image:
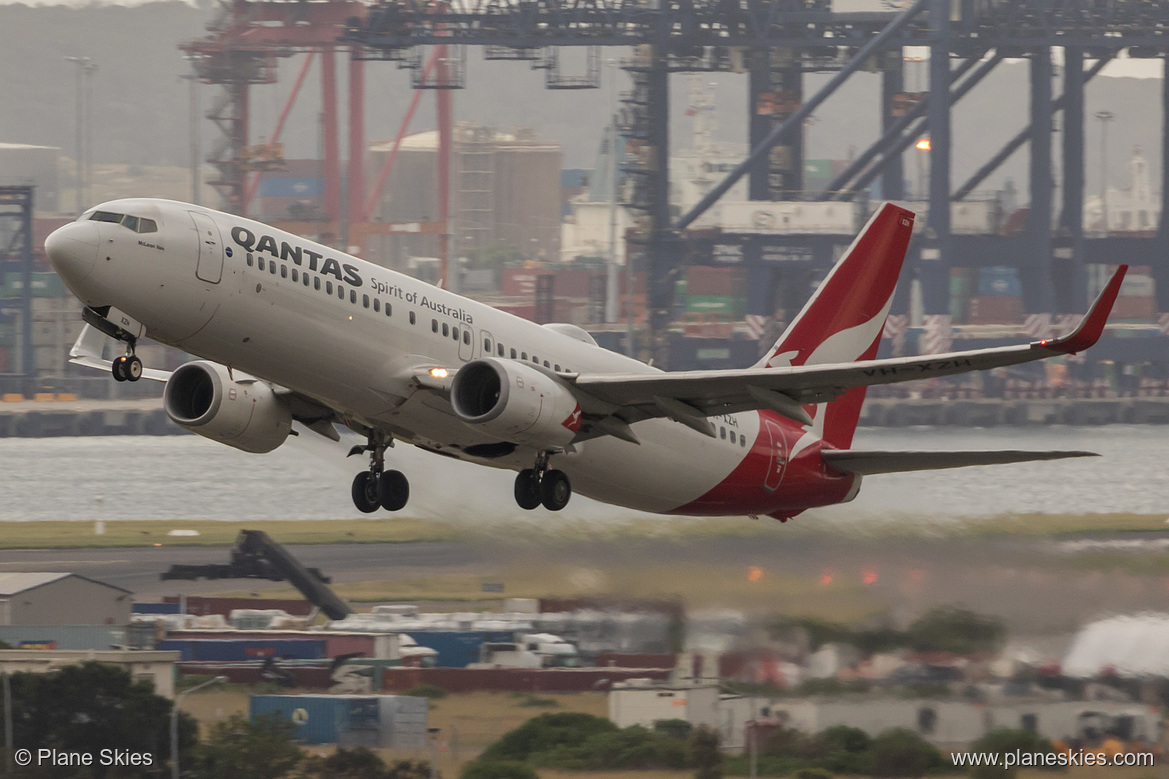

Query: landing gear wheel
left=351, top=472, right=380, bottom=514
left=125, top=355, right=143, bottom=382
left=514, top=469, right=541, bottom=510
left=111, top=356, right=128, bottom=382
left=379, top=470, right=410, bottom=512
left=540, top=469, right=571, bottom=512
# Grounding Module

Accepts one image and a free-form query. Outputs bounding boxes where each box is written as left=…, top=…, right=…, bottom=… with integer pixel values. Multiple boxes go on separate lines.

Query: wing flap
left=822, top=449, right=1099, bottom=476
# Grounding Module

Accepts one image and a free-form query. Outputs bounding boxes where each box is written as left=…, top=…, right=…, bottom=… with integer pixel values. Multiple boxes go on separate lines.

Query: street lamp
left=171, top=675, right=227, bottom=779
left=1095, top=110, right=1114, bottom=233
left=914, top=137, right=931, bottom=200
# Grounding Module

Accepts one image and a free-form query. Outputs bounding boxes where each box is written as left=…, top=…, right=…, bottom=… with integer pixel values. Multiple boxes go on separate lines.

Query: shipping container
left=166, top=630, right=398, bottom=660
left=977, top=266, right=1022, bottom=297
left=403, top=631, right=514, bottom=668
left=249, top=694, right=427, bottom=748
left=382, top=666, right=672, bottom=693
left=0, top=625, right=128, bottom=651
left=159, top=638, right=326, bottom=662
left=133, top=602, right=183, bottom=615
left=1112, top=296, right=1157, bottom=320
left=686, top=266, right=744, bottom=298
left=968, top=296, right=1024, bottom=325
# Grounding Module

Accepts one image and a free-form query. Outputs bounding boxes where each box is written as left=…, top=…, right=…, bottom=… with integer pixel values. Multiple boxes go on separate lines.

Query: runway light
left=430, top=368, right=449, bottom=379
left=348, top=315, right=353, bottom=321
left=748, top=566, right=763, bottom=583
left=915, top=138, right=931, bottom=151
left=152, top=543, right=162, bottom=547
left=863, top=569, right=879, bottom=585
left=820, top=569, right=834, bottom=586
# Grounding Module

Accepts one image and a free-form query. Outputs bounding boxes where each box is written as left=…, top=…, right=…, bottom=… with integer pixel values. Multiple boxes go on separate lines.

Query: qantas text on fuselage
left=45, top=198, right=1125, bottom=518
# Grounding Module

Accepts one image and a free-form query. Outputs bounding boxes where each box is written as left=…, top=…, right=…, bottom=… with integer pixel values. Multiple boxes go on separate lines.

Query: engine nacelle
left=163, top=361, right=292, bottom=454
left=450, top=358, right=581, bottom=450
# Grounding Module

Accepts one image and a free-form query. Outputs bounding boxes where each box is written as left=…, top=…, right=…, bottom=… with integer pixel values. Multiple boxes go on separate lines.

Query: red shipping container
left=553, top=269, right=597, bottom=298
left=501, top=268, right=548, bottom=298
left=967, top=296, right=1023, bottom=324
left=495, top=303, right=536, bottom=321
left=1112, top=296, right=1156, bottom=320
left=686, top=266, right=744, bottom=297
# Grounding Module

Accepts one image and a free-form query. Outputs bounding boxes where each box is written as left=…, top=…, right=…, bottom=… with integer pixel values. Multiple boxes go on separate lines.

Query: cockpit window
left=88, top=211, right=158, bottom=233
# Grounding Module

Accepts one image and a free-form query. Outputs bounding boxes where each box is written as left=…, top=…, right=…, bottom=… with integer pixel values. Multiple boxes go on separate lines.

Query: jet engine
left=450, top=358, right=581, bottom=449
left=163, top=361, right=292, bottom=453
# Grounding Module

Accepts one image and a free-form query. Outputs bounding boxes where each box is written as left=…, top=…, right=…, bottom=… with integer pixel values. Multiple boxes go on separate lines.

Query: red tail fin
left=755, top=203, right=915, bottom=447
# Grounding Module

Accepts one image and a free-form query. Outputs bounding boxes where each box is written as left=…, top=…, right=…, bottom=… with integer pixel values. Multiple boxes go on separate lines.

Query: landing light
left=915, top=138, right=931, bottom=151
left=430, top=368, right=449, bottom=379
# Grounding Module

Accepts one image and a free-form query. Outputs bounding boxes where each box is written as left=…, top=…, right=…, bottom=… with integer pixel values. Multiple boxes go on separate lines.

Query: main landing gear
left=348, top=433, right=410, bottom=513
left=514, top=451, right=571, bottom=512
left=111, top=348, right=143, bottom=383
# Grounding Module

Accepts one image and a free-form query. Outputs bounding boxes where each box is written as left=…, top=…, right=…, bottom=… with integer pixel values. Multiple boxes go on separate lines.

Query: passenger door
left=458, top=324, right=475, bottom=361
left=189, top=212, right=223, bottom=284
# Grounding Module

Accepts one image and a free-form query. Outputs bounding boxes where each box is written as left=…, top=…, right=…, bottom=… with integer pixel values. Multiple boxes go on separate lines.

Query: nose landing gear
left=348, top=433, right=410, bottom=513
left=514, top=452, right=571, bottom=512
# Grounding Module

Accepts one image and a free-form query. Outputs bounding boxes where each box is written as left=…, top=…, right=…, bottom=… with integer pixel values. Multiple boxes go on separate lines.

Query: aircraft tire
left=379, top=470, right=410, bottom=512
left=351, top=472, right=380, bottom=514
left=111, top=356, right=128, bottom=382
left=514, top=469, right=541, bottom=510
left=125, top=356, right=143, bottom=382
left=540, top=469, right=571, bottom=512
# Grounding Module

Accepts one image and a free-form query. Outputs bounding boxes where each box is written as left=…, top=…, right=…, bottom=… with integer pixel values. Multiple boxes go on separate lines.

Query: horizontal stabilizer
left=822, top=448, right=1098, bottom=476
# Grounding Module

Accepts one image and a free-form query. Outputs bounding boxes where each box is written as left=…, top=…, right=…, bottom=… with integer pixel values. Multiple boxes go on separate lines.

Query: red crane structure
left=181, top=0, right=451, bottom=282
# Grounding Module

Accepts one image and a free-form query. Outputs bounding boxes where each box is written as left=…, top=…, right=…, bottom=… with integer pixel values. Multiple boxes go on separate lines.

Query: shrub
left=460, top=761, right=538, bottom=779
left=403, top=683, right=449, bottom=699
left=868, top=728, right=945, bottom=778
left=654, top=718, right=693, bottom=741
left=689, top=725, right=722, bottom=779
left=968, top=729, right=1056, bottom=779
left=478, top=712, right=617, bottom=763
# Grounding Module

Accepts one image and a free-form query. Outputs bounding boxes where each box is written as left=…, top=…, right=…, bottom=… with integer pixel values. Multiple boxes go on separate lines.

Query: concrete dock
left=1, top=396, right=1167, bottom=438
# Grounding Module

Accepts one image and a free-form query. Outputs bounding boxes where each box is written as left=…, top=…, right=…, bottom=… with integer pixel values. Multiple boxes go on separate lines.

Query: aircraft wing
left=68, top=324, right=172, bottom=382
left=821, top=449, right=1098, bottom=475
left=570, top=265, right=1127, bottom=432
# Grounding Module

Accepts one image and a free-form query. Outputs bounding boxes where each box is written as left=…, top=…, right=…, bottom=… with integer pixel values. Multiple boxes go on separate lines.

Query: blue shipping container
left=258, top=177, right=324, bottom=198
left=977, top=266, right=1022, bottom=297
left=158, top=638, right=325, bottom=662
left=404, top=631, right=514, bottom=668
left=249, top=695, right=427, bottom=747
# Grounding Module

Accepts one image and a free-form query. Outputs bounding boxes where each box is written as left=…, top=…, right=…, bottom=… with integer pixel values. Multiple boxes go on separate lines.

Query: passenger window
left=291, top=269, right=298, bottom=282
left=463, top=331, right=470, bottom=345
left=90, top=211, right=123, bottom=223
left=729, top=431, right=736, bottom=444
left=374, top=299, right=380, bottom=313
left=303, top=273, right=310, bottom=286
left=246, top=254, right=254, bottom=267
left=554, top=364, right=561, bottom=372
left=741, top=436, right=747, bottom=447
left=511, top=349, right=517, bottom=359
left=270, top=263, right=277, bottom=275
left=363, top=294, right=370, bottom=309
left=137, top=218, right=158, bottom=233
left=326, top=281, right=333, bottom=295
left=532, top=356, right=539, bottom=364
left=451, top=327, right=459, bottom=341
left=121, top=215, right=139, bottom=232
left=337, top=285, right=344, bottom=299
left=258, top=257, right=265, bottom=271
left=314, top=277, right=321, bottom=291
left=349, top=290, right=356, bottom=304
left=442, top=323, right=449, bottom=337
left=720, top=427, right=726, bottom=440
left=431, top=319, right=438, bottom=333
left=385, top=304, right=392, bottom=317
left=498, top=344, right=504, bottom=357
left=280, top=265, right=287, bottom=278
left=543, top=360, right=550, bottom=368
left=409, top=311, right=415, bottom=325
left=483, top=338, right=490, bottom=351
left=521, top=352, right=527, bottom=360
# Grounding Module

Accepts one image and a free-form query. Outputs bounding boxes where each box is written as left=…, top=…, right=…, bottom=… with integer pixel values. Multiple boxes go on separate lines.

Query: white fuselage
left=50, top=199, right=784, bottom=515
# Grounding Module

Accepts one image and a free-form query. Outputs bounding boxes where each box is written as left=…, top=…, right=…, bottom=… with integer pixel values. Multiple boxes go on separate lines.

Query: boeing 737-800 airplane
left=45, top=199, right=1125, bottom=519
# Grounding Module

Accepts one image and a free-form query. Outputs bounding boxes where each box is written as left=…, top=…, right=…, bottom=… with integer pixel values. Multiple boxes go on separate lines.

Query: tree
left=9, top=661, right=195, bottom=779
left=192, top=713, right=302, bottom=779
left=478, top=712, right=617, bottom=763
left=297, top=747, right=432, bottom=779
left=688, top=726, right=722, bottom=779
left=460, top=761, right=538, bottom=779
left=906, top=608, right=1006, bottom=655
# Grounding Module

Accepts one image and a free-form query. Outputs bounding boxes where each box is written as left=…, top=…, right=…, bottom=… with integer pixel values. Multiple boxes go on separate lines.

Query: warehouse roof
left=0, top=572, right=131, bottom=597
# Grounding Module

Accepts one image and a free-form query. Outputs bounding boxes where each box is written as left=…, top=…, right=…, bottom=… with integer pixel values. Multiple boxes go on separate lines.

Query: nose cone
left=45, top=222, right=99, bottom=285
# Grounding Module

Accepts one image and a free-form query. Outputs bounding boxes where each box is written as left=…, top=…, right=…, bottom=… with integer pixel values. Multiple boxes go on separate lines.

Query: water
left=0, top=426, right=1164, bottom=523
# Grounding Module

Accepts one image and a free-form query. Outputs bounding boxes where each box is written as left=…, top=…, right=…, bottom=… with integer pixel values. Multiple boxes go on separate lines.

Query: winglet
left=1039, top=264, right=1127, bottom=354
